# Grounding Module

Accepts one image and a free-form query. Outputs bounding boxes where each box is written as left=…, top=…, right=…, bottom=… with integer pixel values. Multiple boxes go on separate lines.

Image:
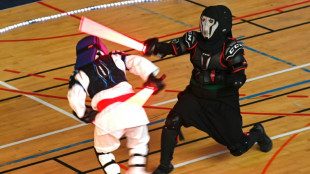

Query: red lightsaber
left=93, top=75, right=166, bottom=132
left=79, top=16, right=146, bottom=53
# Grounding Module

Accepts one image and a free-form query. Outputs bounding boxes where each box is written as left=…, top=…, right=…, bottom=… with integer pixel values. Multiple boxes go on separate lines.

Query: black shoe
left=250, top=123, right=273, bottom=152
left=152, top=164, right=174, bottom=174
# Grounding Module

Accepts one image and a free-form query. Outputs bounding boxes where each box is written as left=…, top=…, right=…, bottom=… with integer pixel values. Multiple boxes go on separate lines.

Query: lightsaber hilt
left=159, top=74, right=166, bottom=81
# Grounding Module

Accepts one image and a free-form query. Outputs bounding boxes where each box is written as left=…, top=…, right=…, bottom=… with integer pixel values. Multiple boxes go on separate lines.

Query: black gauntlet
left=73, top=105, right=98, bottom=123
left=143, top=38, right=159, bottom=56
left=143, top=74, right=166, bottom=94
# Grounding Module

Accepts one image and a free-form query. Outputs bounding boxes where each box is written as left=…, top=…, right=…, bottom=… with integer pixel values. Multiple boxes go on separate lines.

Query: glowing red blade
left=79, top=16, right=145, bottom=52
left=126, top=87, right=155, bottom=106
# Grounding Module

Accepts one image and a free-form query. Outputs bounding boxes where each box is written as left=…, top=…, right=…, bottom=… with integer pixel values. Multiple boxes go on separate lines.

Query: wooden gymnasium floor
left=0, top=0, right=309, bottom=173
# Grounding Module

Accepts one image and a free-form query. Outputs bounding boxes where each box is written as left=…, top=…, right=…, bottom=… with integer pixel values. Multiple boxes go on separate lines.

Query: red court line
left=118, top=163, right=128, bottom=171
left=1, top=72, right=308, bottom=98
left=1, top=0, right=309, bottom=42
left=142, top=106, right=310, bottom=116
left=0, top=87, right=66, bottom=100
left=233, top=0, right=310, bottom=20
left=163, top=89, right=308, bottom=98
left=143, top=105, right=172, bottom=110
left=262, top=122, right=310, bottom=173
left=241, top=112, right=310, bottom=116
left=53, top=77, right=69, bottom=81
left=1, top=87, right=309, bottom=117
left=0, top=33, right=83, bottom=42
left=4, top=69, right=21, bottom=73
left=287, top=95, right=308, bottom=98
left=37, top=1, right=81, bottom=20
left=28, top=74, right=45, bottom=78
left=3, top=69, right=69, bottom=81
left=262, top=133, right=299, bottom=174
left=0, top=87, right=91, bottom=102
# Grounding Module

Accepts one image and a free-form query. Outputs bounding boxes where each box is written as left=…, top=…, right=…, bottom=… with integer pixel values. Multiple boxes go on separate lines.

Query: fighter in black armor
left=142, top=5, right=272, bottom=174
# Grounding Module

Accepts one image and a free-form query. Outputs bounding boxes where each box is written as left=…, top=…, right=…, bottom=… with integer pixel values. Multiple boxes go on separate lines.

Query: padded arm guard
left=171, top=31, right=198, bottom=55
left=224, top=40, right=247, bottom=73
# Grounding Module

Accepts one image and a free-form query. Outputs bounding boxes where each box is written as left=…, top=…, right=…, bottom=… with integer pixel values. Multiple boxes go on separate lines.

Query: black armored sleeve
left=155, top=31, right=199, bottom=57
left=170, top=31, right=199, bottom=55
left=225, top=39, right=248, bottom=73
left=222, top=39, right=248, bottom=88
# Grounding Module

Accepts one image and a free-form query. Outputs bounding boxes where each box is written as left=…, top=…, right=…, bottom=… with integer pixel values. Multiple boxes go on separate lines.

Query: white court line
left=0, top=81, right=84, bottom=123
left=174, top=126, right=310, bottom=168
left=0, top=62, right=309, bottom=149
left=0, top=124, right=85, bottom=149
left=0, top=81, right=86, bottom=149
left=247, top=62, right=310, bottom=82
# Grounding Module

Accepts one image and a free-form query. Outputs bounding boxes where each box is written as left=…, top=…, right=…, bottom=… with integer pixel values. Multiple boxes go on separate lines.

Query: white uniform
left=68, top=52, right=159, bottom=174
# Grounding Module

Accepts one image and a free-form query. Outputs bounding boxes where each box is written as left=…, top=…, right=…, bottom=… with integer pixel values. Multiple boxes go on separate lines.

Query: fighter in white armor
left=67, top=35, right=165, bottom=174
left=142, top=5, right=272, bottom=174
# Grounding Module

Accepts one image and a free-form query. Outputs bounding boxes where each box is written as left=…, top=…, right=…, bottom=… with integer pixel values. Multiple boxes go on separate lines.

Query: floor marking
left=0, top=124, right=85, bottom=149
left=133, top=5, right=194, bottom=28
left=174, top=126, right=310, bottom=169
left=1, top=62, right=309, bottom=150
left=246, top=63, right=310, bottom=82
left=0, top=81, right=83, bottom=123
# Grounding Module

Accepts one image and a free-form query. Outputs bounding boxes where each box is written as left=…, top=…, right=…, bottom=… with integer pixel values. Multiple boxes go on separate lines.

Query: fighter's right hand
left=142, top=38, right=158, bottom=56
left=143, top=73, right=166, bottom=95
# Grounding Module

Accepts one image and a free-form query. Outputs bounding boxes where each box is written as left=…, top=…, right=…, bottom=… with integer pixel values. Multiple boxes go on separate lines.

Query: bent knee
left=164, top=111, right=182, bottom=130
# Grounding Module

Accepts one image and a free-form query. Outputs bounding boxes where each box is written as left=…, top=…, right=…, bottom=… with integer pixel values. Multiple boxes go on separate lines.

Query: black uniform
left=143, top=5, right=272, bottom=174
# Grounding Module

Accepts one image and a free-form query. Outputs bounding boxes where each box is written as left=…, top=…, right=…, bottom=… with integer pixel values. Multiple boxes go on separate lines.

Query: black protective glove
left=143, top=38, right=159, bottom=56
left=73, top=105, right=98, bottom=123
left=143, top=74, right=166, bottom=94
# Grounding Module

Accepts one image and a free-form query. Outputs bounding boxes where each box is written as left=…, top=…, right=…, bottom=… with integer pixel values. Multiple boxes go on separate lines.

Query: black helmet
left=199, top=5, right=232, bottom=40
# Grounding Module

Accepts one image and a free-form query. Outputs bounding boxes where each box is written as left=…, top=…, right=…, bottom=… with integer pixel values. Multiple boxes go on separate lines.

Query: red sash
left=97, top=93, right=135, bottom=112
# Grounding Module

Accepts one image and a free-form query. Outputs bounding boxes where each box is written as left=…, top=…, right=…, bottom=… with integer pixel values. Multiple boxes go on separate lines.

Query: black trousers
left=174, top=90, right=244, bottom=146
left=159, top=88, right=260, bottom=165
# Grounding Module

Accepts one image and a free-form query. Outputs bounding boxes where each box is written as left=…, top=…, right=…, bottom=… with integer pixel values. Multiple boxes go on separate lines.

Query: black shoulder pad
left=224, top=39, right=244, bottom=60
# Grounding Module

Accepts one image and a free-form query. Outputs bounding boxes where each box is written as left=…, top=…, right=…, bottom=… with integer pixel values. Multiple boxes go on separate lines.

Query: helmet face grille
left=75, top=36, right=108, bottom=69
left=200, top=5, right=232, bottom=40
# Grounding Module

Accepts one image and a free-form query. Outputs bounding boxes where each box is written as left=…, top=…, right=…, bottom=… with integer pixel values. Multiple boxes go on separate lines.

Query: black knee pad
left=164, top=111, right=182, bottom=130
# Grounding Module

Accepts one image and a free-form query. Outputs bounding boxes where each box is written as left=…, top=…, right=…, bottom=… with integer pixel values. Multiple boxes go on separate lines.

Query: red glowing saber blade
left=79, top=16, right=145, bottom=52
left=93, top=75, right=166, bottom=133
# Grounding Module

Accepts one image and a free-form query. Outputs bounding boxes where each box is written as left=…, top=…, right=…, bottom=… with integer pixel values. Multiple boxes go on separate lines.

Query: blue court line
left=243, top=45, right=310, bottom=73
left=0, top=119, right=166, bottom=167
left=133, top=5, right=195, bottom=28
left=240, top=79, right=310, bottom=101
left=2, top=39, right=310, bottom=168
left=0, top=139, right=94, bottom=167
left=2, top=79, right=310, bottom=168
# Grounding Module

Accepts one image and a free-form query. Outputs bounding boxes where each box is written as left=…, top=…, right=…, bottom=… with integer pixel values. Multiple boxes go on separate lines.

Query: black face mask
left=200, top=5, right=232, bottom=41
left=198, top=5, right=233, bottom=53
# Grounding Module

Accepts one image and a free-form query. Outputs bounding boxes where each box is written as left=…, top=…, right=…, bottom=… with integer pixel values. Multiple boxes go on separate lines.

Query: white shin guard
left=96, top=151, right=121, bottom=174
left=126, top=153, right=148, bottom=174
